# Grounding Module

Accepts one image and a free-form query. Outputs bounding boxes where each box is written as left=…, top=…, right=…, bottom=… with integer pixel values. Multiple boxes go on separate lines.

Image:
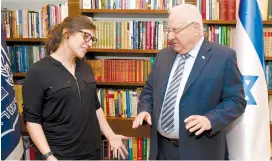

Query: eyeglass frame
left=78, top=30, right=98, bottom=45
left=163, top=22, right=196, bottom=35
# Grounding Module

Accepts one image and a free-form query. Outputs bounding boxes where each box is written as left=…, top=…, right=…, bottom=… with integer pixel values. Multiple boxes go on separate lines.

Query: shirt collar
left=180, top=36, right=204, bottom=59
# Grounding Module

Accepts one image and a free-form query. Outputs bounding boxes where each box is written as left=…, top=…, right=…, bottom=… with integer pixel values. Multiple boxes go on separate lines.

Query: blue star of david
left=242, top=75, right=258, bottom=105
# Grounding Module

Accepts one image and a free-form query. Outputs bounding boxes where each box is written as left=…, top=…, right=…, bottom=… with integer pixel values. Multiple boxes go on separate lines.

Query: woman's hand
left=47, top=155, right=57, bottom=160
left=108, top=134, right=129, bottom=159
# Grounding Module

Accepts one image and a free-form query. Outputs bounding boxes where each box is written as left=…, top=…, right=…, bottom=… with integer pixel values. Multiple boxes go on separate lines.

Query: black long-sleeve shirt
left=23, top=56, right=101, bottom=159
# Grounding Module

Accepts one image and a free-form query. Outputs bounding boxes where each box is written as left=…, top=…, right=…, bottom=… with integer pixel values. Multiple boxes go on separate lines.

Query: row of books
left=14, top=67, right=272, bottom=116
left=22, top=135, right=150, bottom=160
left=1, top=3, right=68, bottom=38
left=198, top=0, right=236, bottom=20
left=82, top=0, right=183, bottom=10
left=263, top=28, right=272, bottom=56
left=89, top=20, right=272, bottom=55
left=6, top=43, right=272, bottom=76
left=92, top=21, right=169, bottom=50
left=87, top=58, right=155, bottom=82
left=15, top=83, right=144, bottom=118
left=14, top=84, right=143, bottom=117
left=81, top=0, right=272, bottom=20
left=7, top=45, right=46, bottom=72
left=204, top=26, right=272, bottom=56
left=97, top=88, right=142, bottom=117
left=102, top=137, right=150, bottom=160
left=204, top=25, right=235, bottom=48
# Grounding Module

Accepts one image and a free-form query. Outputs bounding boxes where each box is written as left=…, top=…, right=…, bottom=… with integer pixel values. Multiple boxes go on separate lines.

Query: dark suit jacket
left=137, top=40, right=247, bottom=160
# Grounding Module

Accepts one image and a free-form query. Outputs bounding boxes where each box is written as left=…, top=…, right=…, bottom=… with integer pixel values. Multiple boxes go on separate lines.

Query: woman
left=23, top=15, right=128, bottom=160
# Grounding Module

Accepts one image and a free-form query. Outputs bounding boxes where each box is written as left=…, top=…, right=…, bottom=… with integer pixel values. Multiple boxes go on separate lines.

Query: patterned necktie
left=161, top=54, right=190, bottom=134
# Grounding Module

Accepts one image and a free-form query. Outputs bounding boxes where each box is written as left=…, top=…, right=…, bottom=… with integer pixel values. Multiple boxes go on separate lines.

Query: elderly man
left=132, top=4, right=246, bottom=160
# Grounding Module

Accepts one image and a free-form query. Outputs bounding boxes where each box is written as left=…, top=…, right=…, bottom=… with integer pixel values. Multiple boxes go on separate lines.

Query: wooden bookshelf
left=12, top=73, right=145, bottom=86
left=263, top=20, right=272, bottom=25
left=204, top=20, right=272, bottom=25
left=97, top=82, right=145, bottom=86
left=13, top=72, right=26, bottom=77
left=88, top=48, right=158, bottom=53
left=106, top=117, right=150, bottom=137
left=12, top=72, right=271, bottom=94
left=266, top=56, right=272, bottom=61
left=6, top=38, right=46, bottom=43
left=81, top=9, right=168, bottom=14
left=80, top=10, right=272, bottom=25
left=20, top=115, right=150, bottom=137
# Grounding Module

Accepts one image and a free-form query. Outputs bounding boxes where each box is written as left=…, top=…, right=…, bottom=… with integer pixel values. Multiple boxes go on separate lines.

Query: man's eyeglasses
left=78, top=30, right=97, bottom=45
left=163, top=22, right=195, bottom=35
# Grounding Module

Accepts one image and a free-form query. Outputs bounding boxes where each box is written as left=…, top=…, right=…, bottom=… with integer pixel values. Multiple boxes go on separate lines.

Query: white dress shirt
left=157, top=36, right=204, bottom=139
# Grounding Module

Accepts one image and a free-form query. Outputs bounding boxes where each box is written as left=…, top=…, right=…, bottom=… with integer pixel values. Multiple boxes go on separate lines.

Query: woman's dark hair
left=45, top=15, right=96, bottom=55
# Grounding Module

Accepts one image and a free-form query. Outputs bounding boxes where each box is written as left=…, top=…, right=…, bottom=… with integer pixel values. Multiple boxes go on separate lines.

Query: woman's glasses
left=78, top=30, right=97, bottom=45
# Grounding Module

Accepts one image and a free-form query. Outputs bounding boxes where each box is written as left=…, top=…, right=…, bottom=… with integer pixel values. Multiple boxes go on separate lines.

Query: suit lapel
left=182, top=40, right=212, bottom=96
left=160, top=48, right=177, bottom=104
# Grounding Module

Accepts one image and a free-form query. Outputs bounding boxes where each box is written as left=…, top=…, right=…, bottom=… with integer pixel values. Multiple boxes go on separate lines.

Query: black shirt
left=23, top=56, right=101, bottom=159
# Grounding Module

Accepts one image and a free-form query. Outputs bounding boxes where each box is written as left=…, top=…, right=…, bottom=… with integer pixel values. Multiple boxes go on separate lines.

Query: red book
left=150, top=21, right=155, bottom=50
left=211, top=26, right=215, bottom=42
left=29, top=146, right=35, bottom=160
left=228, top=0, right=236, bottom=20
left=146, top=21, right=150, bottom=49
left=219, top=0, right=228, bottom=20
left=202, top=0, right=206, bottom=20
left=113, top=60, right=116, bottom=82
left=137, top=137, right=142, bottom=160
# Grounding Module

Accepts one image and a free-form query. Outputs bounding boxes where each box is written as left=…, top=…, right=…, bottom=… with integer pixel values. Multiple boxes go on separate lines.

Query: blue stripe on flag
left=238, top=0, right=265, bottom=70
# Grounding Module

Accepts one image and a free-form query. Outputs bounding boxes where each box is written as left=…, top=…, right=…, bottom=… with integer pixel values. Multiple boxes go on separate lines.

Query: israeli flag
left=1, top=24, right=23, bottom=160
left=226, top=0, right=270, bottom=160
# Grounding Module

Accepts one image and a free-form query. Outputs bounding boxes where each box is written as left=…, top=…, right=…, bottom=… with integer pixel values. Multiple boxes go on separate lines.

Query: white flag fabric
left=226, top=0, right=270, bottom=160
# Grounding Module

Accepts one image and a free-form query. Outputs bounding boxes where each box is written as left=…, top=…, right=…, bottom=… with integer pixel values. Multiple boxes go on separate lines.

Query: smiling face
left=45, top=15, right=97, bottom=57
left=66, top=29, right=96, bottom=58
left=167, top=14, right=201, bottom=54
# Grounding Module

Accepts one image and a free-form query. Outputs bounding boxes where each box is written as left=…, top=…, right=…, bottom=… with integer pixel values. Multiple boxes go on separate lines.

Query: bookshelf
left=19, top=114, right=150, bottom=137
left=6, top=38, right=46, bottom=42
left=11, top=72, right=272, bottom=94
left=88, top=48, right=158, bottom=53
left=266, top=57, right=272, bottom=61
left=4, top=0, right=272, bottom=159
left=96, top=82, right=145, bottom=86
left=81, top=9, right=169, bottom=14
left=82, top=9, right=272, bottom=25
left=13, top=73, right=26, bottom=77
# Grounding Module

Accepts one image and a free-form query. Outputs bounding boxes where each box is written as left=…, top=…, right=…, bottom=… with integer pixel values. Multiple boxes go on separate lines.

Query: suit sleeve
left=137, top=55, right=159, bottom=115
left=204, top=50, right=246, bottom=136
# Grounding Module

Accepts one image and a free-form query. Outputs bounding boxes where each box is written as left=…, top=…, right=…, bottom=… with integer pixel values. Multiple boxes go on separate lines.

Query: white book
left=269, top=95, right=272, bottom=121
left=82, top=0, right=91, bottom=9
left=206, top=0, right=209, bottom=20
left=131, top=91, right=138, bottom=117
left=38, top=11, right=42, bottom=37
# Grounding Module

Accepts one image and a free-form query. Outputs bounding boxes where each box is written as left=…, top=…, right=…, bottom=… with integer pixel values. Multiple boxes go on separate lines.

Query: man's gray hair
left=168, top=4, right=204, bottom=34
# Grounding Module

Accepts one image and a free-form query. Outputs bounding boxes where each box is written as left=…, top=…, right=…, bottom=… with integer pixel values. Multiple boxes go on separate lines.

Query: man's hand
left=132, top=112, right=152, bottom=128
left=184, top=115, right=211, bottom=135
